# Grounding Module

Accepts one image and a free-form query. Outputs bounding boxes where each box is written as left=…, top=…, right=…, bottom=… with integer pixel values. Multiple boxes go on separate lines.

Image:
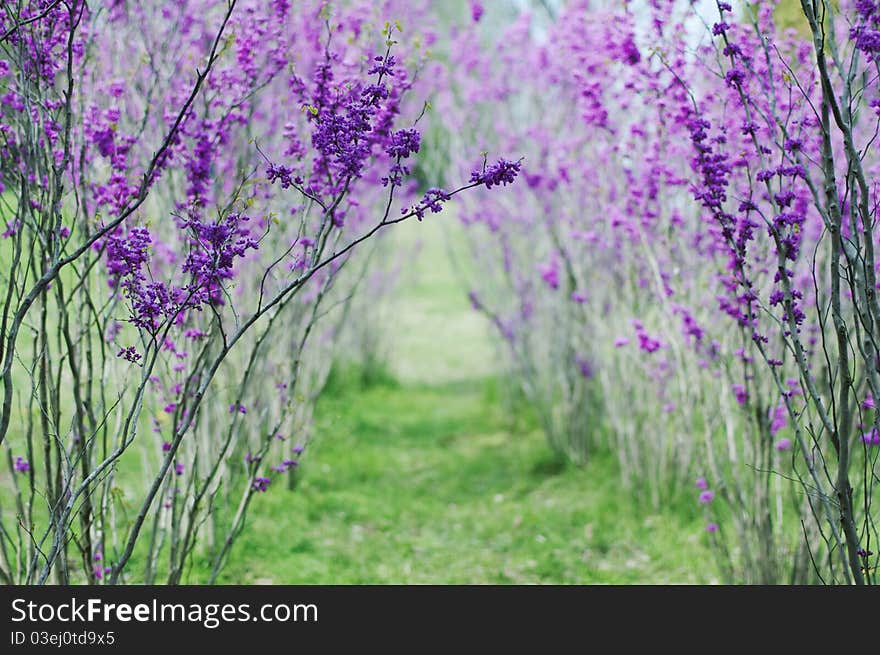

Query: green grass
left=204, top=216, right=714, bottom=584
left=380, top=216, right=501, bottom=384
left=210, top=378, right=713, bottom=584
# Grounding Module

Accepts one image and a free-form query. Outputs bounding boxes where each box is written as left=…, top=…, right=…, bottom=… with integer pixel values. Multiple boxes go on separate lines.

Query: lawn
left=209, top=378, right=712, bottom=584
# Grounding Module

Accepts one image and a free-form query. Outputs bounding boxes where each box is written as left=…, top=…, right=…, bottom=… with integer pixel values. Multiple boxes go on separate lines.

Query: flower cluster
left=851, top=1, right=880, bottom=59
left=182, top=212, right=259, bottom=306
left=470, top=158, right=522, bottom=189
left=252, top=477, right=272, bottom=492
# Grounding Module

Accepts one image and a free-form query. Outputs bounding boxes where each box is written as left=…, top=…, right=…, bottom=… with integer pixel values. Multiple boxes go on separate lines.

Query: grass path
left=213, top=219, right=713, bottom=583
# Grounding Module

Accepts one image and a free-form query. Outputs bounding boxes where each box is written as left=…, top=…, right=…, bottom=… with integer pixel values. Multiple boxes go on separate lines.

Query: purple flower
left=306, top=54, right=399, bottom=183
left=637, top=332, right=661, bottom=353
left=162, top=442, right=172, bottom=452
left=174, top=461, right=184, bottom=476
left=775, top=438, right=792, bottom=452
left=252, top=476, right=272, bottom=492
left=292, top=444, right=305, bottom=455
left=695, top=477, right=708, bottom=490
left=410, top=188, right=451, bottom=220
left=245, top=452, right=261, bottom=464
left=117, top=346, right=141, bottom=363
left=725, top=67, right=745, bottom=87
left=705, top=523, right=719, bottom=533
left=575, top=355, right=594, bottom=379
left=105, top=227, right=151, bottom=287
left=698, top=490, right=715, bottom=504
left=2, top=219, right=21, bottom=239
left=675, top=307, right=704, bottom=342
left=163, top=403, right=176, bottom=414
left=864, top=394, right=876, bottom=410
left=470, top=158, right=522, bottom=189
left=386, top=128, right=421, bottom=160
left=539, top=260, right=559, bottom=290
left=185, top=135, right=213, bottom=200
left=181, top=213, right=258, bottom=309
left=367, top=54, right=397, bottom=77
left=733, top=384, right=748, bottom=406
left=229, top=403, right=247, bottom=414
left=852, top=24, right=880, bottom=58
left=267, top=162, right=294, bottom=188
left=769, top=405, right=787, bottom=436
left=283, top=459, right=298, bottom=470
left=632, top=320, right=661, bottom=353
left=14, top=456, right=29, bottom=473
left=619, top=34, right=640, bottom=65
left=614, top=336, right=629, bottom=348
left=860, top=428, right=880, bottom=446
left=470, top=1, right=483, bottom=22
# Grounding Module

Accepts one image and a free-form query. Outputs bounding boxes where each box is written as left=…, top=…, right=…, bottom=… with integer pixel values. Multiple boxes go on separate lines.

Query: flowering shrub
left=4, top=0, right=879, bottom=587
left=439, top=0, right=880, bottom=584
left=0, top=0, right=517, bottom=584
